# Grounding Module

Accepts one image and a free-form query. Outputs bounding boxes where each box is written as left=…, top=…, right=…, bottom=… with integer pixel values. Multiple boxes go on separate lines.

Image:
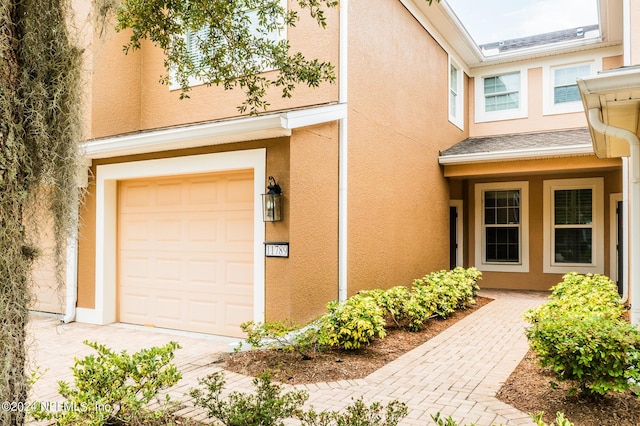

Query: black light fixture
left=262, top=176, right=282, bottom=222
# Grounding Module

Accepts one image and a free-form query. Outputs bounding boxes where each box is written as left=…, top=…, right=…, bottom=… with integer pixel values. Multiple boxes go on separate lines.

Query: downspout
left=62, top=161, right=89, bottom=323
left=61, top=234, right=78, bottom=323
left=622, top=157, right=630, bottom=303
left=337, top=0, right=348, bottom=302
left=587, top=108, right=640, bottom=324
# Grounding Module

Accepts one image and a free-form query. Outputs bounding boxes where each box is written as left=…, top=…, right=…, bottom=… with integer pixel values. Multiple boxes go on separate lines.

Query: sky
left=445, top=0, right=600, bottom=45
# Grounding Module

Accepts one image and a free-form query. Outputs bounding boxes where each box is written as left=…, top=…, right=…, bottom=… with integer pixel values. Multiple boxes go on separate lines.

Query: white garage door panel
left=118, top=170, right=254, bottom=337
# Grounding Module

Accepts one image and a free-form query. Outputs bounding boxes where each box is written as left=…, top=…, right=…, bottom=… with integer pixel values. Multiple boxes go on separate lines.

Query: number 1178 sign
left=264, top=242, right=289, bottom=258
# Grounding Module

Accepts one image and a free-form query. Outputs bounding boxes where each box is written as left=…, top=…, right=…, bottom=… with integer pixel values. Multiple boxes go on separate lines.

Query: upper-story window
left=553, top=64, right=590, bottom=104
left=474, top=69, right=528, bottom=123
left=449, top=57, right=464, bottom=130
left=484, top=73, right=520, bottom=112
left=543, top=61, right=597, bottom=115
left=173, top=3, right=286, bottom=90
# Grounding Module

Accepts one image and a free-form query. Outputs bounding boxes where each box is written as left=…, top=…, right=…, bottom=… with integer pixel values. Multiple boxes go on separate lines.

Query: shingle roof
left=479, top=25, right=599, bottom=54
left=440, top=128, right=592, bottom=158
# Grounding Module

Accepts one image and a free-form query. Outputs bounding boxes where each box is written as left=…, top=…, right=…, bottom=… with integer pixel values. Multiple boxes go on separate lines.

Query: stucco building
left=31, top=0, right=640, bottom=336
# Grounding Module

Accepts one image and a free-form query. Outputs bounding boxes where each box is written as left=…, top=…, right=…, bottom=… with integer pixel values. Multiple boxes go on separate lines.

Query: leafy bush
left=31, top=341, right=182, bottom=425
left=525, top=273, right=640, bottom=397
left=242, top=267, right=482, bottom=352
left=430, top=411, right=574, bottom=426
left=525, top=272, right=624, bottom=322
left=191, top=372, right=408, bottom=426
left=526, top=315, right=640, bottom=396
left=319, top=294, right=387, bottom=350
left=191, top=372, right=308, bottom=426
left=301, top=398, right=408, bottom=426
left=241, top=319, right=321, bottom=360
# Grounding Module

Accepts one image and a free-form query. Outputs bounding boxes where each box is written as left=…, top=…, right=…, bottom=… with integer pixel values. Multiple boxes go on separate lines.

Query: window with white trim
left=543, top=61, right=596, bottom=115
left=448, top=58, right=464, bottom=129
left=173, top=3, right=286, bottom=90
left=553, top=64, right=590, bottom=104
left=475, top=182, right=529, bottom=272
left=484, top=73, right=520, bottom=112
left=543, top=178, right=604, bottom=274
left=474, top=69, right=528, bottom=123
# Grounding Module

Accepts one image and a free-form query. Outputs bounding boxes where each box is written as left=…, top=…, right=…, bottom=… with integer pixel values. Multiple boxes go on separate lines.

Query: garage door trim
left=77, top=149, right=266, bottom=328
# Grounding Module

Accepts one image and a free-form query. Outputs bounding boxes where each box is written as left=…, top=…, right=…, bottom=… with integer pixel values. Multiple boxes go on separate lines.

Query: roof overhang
left=82, top=103, right=347, bottom=159
left=578, top=67, right=640, bottom=158
left=438, top=143, right=594, bottom=165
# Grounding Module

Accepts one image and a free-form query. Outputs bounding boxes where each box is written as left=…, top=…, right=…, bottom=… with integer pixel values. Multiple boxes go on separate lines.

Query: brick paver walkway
left=27, top=289, right=546, bottom=425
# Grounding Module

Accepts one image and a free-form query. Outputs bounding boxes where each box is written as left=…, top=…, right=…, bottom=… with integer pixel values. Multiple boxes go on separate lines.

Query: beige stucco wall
left=345, top=0, right=468, bottom=294
left=89, top=1, right=340, bottom=139
left=469, top=53, right=623, bottom=138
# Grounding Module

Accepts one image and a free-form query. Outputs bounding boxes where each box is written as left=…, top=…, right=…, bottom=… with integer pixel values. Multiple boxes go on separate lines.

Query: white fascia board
left=438, top=144, right=594, bottom=165
left=82, top=103, right=347, bottom=159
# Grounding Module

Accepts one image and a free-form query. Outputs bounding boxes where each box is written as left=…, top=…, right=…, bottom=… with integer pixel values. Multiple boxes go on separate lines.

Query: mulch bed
left=497, top=350, right=640, bottom=426
left=223, top=296, right=493, bottom=384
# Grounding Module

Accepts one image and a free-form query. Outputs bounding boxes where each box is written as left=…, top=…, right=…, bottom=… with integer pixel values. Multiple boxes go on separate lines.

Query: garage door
left=118, top=170, right=254, bottom=337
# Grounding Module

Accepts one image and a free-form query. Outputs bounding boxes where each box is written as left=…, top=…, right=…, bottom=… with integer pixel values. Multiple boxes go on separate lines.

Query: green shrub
left=191, top=372, right=308, bottom=426
left=319, top=294, right=387, bottom=350
left=191, top=372, right=408, bottom=426
left=241, top=319, right=321, bottom=360
left=526, top=315, right=640, bottom=396
left=30, top=341, right=181, bottom=425
left=430, top=411, right=575, bottom=426
left=301, top=398, right=408, bottom=426
left=526, top=273, right=624, bottom=323
left=525, top=272, right=640, bottom=397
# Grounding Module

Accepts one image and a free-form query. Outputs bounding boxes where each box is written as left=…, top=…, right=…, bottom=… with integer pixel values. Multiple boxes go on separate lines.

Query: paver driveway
left=26, top=289, right=547, bottom=425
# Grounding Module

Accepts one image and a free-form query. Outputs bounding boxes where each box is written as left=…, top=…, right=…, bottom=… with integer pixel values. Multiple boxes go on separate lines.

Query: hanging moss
left=0, top=0, right=83, bottom=421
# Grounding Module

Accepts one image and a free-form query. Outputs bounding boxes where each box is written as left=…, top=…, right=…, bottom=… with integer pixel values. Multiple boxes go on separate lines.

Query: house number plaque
left=264, top=242, right=289, bottom=258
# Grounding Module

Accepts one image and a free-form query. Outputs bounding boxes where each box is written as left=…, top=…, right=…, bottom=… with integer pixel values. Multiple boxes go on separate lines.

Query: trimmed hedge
left=525, top=272, right=640, bottom=396
left=245, top=267, right=482, bottom=353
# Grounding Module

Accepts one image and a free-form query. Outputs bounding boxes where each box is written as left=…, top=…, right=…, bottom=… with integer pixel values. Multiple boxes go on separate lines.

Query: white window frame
left=542, top=60, right=599, bottom=115
left=448, top=57, right=464, bottom=130
left=543, top=177, right=604, bottom=274
left=170, top=0, right=287, bottom=91
left=474, top=68, right=528, bottom=123
left=474, top=182, right=529, bottom=273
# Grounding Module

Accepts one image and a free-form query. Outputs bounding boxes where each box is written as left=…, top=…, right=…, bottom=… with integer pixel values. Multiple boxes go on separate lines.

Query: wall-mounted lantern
left=262, top=176, right=282, bottom=222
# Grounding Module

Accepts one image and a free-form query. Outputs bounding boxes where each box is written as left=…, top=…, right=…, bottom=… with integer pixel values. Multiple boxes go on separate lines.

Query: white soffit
left=82, top=103, right=347, bottom=159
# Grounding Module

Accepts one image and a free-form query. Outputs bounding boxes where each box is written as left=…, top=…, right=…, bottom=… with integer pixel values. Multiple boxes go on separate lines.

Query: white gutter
left=438, top=143, right=594, bottom=165
left=82, top=103, right=347, bottom=159
left=586, top=108, right=640, bottom=324
left=338, top=0, right=348, bottom=302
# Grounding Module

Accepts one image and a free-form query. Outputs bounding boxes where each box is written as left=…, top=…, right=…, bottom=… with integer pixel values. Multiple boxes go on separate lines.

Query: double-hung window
left=475, top=70, right=527, bottom=122
left=484, top=73, right=520, bottom=112
left=553, top=64, right=590, bottom=104
left=543, top=178, right=604, bottom=274
left=475, top=182, right=529, bottom=272
left=543, top=61, right=596, bottom=115
left=448, top=57, right=464, bottom=129
left=174, top=2, right=286, bottom=90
